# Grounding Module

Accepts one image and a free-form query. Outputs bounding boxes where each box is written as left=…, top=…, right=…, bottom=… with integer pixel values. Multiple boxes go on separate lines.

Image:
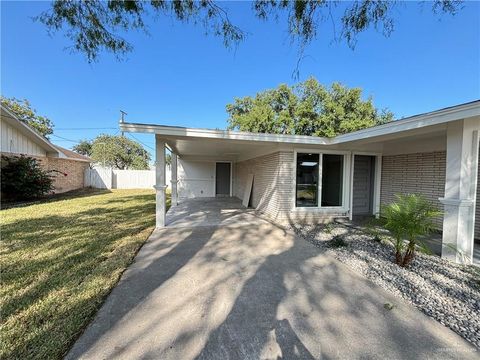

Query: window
left=321, top=154, right=343, bottom=206
left=295, top=152, right=344, bottom=208
left=296, top=153, right=319, bottom=207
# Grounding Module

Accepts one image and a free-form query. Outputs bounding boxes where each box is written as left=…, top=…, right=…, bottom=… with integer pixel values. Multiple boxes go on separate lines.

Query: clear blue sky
left=1, top=1, right=479, bottom=156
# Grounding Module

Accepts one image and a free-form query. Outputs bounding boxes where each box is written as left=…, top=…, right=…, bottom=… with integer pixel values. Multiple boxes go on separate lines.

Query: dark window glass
left=296, top=153, right=319, bottom=207
left=321, top=154, right=343, bottom=206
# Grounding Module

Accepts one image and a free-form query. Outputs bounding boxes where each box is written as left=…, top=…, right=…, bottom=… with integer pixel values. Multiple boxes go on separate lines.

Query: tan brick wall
left=1, top=152, right=90, bottom=194
left=40, top=157, right=90, bottom=193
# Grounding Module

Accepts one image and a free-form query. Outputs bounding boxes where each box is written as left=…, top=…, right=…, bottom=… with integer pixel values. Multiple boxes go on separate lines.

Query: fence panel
left=84, top=167, right=112, bottom=189
left=113, top=169, right=156, bottom=189
left=85, top=166, right=171, bottom=189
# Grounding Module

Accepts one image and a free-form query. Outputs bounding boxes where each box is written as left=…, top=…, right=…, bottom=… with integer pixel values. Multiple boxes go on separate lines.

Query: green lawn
left=1, top=189, right=169, bottom=359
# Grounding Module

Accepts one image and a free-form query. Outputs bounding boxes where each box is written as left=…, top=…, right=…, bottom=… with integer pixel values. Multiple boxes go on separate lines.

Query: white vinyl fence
left=85, top=166, right=171, bottom=189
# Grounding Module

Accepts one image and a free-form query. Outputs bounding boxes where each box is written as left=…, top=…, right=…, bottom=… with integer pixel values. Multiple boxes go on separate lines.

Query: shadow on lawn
left=1, top=193, right=156, bottom=359
left=0, top=188, right=113, bottom=210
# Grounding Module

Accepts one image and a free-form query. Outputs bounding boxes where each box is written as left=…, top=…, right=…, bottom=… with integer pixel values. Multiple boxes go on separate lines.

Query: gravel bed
left=288, top=222, right=480, bottom=349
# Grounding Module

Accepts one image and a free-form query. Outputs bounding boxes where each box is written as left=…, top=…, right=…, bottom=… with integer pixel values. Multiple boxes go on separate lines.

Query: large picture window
left=295, top=152, right=344, bottom=208
left=296, top=153, right=319, bottom=207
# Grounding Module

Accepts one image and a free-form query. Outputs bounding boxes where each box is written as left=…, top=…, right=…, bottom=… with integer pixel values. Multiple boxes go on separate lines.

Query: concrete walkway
left=67, top=199, right=477, bottom=359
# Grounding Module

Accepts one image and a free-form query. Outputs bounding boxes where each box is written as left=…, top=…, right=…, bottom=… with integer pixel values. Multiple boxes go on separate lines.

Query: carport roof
left=120, top=100, right=480, bottom=156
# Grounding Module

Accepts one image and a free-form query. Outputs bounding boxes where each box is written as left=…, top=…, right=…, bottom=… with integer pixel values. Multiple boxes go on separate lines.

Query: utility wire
left=127, top=133, right=155, bottom=151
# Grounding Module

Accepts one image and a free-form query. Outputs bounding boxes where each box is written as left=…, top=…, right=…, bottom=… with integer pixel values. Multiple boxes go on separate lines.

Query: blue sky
left=1, top=1, right=479, bottom=155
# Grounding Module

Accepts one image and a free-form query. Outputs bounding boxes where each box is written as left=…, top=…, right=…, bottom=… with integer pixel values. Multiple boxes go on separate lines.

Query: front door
left=352, top=155, right=375, bottom=215
left=215, top=162, right=231, bottom=197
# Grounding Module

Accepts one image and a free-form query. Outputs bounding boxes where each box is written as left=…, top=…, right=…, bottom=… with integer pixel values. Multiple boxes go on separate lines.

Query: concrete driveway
left=67, top=199, right=477, bottom=359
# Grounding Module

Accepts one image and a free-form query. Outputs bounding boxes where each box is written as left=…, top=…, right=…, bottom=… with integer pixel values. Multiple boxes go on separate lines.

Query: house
left=120, top=100, right=480, bottom=264
left=0, top=105, right=91, bottom=193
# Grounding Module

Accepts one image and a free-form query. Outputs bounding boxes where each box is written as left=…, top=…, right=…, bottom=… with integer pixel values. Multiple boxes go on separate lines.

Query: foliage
left=226, top=78, right=393, bottom=137
left=72, top=139, right=93, bottom=156
left=0, top=189, right=168, bottom=359
left=87, top=134, right=150, bottom=170
left=382, top=194, right=441, bottom=267
left=1, top=97, right=54, bottom=138
left=1, top=155, right=55, bottom=200
left=37, top=1, right=462, bottom=63
left=327, top=234, right=348, bottom=248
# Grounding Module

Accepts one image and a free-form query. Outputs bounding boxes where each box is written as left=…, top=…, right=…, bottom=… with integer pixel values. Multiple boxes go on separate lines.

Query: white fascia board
left=120, top=100, right=480, bottom=147
left=333, top=101, right=480, bottom=144
left=121, top=123, right=332, bottom=145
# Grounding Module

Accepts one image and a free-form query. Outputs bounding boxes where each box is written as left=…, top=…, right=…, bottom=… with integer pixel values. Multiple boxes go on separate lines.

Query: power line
left=127, top=133, right=155, bottom=151
left=51, top=134, right=82, bottom=143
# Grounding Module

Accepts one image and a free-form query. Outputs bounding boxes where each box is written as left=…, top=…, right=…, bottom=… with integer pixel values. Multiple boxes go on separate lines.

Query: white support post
left=439, top=118, right=479, bottom=264
left=155, top=136, right=166, bottom=227
left=171, top=153, right=178, bottom=206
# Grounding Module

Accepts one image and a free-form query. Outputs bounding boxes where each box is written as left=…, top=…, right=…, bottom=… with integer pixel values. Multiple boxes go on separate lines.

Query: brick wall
left=234, top=151, right=348, bottom=224
left=234, top=152, right=293, bottom=221
left=1, top=152, right=90, bottom=194
left=381, top=151, right=446, bottom=229
left=40, top=157, right=90, bottom=193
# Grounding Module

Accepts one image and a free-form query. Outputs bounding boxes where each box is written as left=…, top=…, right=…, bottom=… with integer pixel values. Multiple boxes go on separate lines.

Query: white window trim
left=293, top=149, right=351, bottom=212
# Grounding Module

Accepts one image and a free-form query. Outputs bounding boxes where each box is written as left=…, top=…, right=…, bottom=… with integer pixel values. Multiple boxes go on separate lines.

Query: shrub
left=381, top=194, right=441, bottom=267
left=1, top=155, right=55, bottom=201
left=328, top=235, right=348, bottom=248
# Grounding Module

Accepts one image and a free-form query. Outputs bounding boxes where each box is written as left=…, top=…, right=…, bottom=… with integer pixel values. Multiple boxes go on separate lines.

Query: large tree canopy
left=75, top=135, right=150, bottom=170
left=38, top=1, right=462, bottom=63
left=1, top=97, right=54, bottom=138
left=226, top=78, right=393, bottom=138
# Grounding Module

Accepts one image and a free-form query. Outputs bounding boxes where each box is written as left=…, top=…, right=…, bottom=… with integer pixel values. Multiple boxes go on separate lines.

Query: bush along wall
left=1, top=155, right=55, bottom=201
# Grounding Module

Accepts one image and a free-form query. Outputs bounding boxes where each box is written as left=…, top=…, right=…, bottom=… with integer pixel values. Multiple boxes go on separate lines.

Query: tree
left=382, top=194, right=441, bottom=267
left=89, top=135, right=150, bottom=170
left=226, top=78, right=393, bottom=137
left=1, top=97, right=54, bottom=138
left=72, top=140, right=93, bottom=156
left=37, top=1, right=462, bottom=63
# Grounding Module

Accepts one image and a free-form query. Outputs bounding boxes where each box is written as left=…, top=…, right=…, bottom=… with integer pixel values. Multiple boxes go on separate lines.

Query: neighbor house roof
left=55, top=145, right=92, bottom=162
left=120, top=100, right=480, bottom=148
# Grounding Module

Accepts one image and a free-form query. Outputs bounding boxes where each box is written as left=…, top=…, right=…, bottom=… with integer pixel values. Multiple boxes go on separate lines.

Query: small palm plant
left=382, top=194, right=441, bottom=267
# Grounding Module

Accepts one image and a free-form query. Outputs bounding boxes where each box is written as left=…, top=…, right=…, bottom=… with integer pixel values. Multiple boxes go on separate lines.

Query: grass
left=0, top=189, right=169, bottom=359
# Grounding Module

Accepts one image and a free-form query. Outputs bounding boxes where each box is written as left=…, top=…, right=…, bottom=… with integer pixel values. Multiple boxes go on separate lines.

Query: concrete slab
left=166, top=197, right=268, bottom=228
left=67, top=206, right=477, bottom=359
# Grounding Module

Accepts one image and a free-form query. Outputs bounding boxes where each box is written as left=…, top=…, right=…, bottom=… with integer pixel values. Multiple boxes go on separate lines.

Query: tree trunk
left=402, top=248, right=415, bottom=267
left=395, top=250, right=403, bottom=265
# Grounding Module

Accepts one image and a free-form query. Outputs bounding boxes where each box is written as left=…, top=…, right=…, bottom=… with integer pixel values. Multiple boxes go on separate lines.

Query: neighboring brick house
left=1, top=105, right=91, bottom=193
left=122, top=100, right=479, bottom=264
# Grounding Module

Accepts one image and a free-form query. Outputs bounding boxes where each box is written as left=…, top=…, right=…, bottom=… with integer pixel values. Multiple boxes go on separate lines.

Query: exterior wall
left=178, top=160, right=216, bottom=198
left=380, top=151, right=446, bottom=229
left=234, top=152, right=293, bottom=221
left=476, top=164, right=480, bottom=239
left=39, top=157, right=90, bottom=193
left=0, top=120, right=47, bottom=156
left=1, top=152, right=90, bottom=194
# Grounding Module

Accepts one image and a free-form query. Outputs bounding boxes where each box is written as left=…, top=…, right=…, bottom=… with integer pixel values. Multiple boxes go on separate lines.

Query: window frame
left=293, top=149, right=351, bottom=211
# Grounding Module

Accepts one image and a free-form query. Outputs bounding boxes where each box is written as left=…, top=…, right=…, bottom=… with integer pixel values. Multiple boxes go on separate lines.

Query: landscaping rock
left=288, top=222, right=480, bottom=349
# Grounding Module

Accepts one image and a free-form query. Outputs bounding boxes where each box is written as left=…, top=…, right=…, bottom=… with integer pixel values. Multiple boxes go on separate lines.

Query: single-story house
left=120, top=100, right=480, bottom=264
left=0, top=105, right=91, bottom=193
